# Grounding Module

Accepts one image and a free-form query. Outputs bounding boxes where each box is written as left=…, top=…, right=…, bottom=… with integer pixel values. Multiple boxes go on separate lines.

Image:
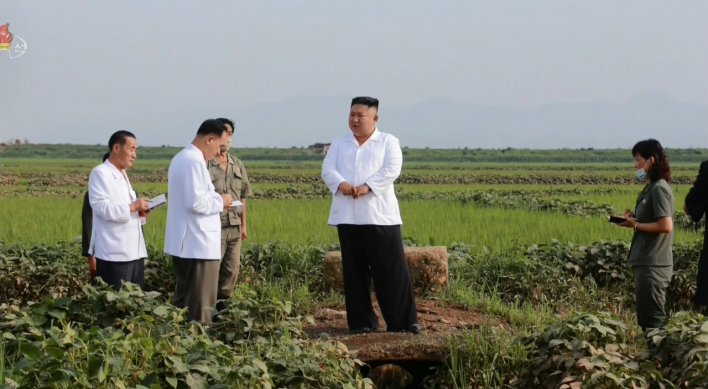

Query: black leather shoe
left=406, top=324, right=421, bottom=334
left=386, top=324, right=421, bottom=334
left=348, top=327, right=374, bottom=335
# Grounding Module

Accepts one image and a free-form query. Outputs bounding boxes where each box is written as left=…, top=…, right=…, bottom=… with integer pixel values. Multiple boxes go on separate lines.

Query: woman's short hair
left=631, top=138, right=671, bottom=182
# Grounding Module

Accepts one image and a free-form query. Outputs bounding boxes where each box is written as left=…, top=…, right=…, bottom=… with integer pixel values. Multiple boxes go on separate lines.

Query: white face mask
left=220, top=137, right=232, bottom=152
left=635, top=167, right=647, bottom=181
left=635, top=158, right=652, bottom=181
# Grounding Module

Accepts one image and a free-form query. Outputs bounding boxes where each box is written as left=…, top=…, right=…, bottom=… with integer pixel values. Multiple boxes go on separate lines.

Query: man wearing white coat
left=88, top=130, right=151, bottom=291
left=322, top=96, right=420, bottom=335
left=164, top=119, right=233, bottom=323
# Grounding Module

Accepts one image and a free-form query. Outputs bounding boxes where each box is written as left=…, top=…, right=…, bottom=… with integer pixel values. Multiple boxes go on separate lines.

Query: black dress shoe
left=406, top=324, right=421, bottom=334
left=386, top=324, right=421, bottom=334
left=348, top=327, right=374, bottom=335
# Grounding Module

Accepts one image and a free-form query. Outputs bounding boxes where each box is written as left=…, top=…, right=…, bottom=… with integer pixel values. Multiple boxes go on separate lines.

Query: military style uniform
left=208, top=154, right=252, bottom=302
left=627, top=179, right=675, bottom=331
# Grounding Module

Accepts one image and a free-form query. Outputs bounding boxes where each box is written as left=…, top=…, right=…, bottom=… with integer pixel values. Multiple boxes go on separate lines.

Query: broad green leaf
left=113, top=380, right=126, bottom=389
left=14, top=358, right=37, bottom=371
left=185, top=373, right=207, bottom=389
left=604, top=372, right=621, bottom=384
left=153, top=305, right=170, bottom=317
left=165, top=375, right=178, bottom=388
left=47, top=309, right=67, bottom=321
left=2, top=332, right=16, bottom=340
left=53, top=297, right=72, bottom=307
left=252, top=359, right=268, bottom=373
left=190, top=364, right=210, bottom=374
left=57, top=368, right=78, bottom=379
left=38, top=359, right=62, bottom=373
left=141, top=373, right=158, bottom=386
left=45, top=347, right=65, bottom=360
left=700, top=321, right=708, bottom=333
left=19, top=342, right=42, bottom=360
left=107, top=356, right=123, bottom=368
left=549, top=339, right=566, bottom=348
left=695, top=334, right=708, bottom=344
left=88, top=357, right=103, bottom=378
left=284, top=376, right=306, bottom=385
left=49, top=370, right=67, bottom=383
left=589, top=371, right=603, bottom=384
left=652, top=335, right=665, bottom=347
left=98, top=366, right=107, bottom=383
left=167, top=356, right=190, bottom=373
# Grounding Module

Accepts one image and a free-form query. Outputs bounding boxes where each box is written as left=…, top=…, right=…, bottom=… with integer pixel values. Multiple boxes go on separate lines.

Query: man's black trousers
left=94, top=257, right=145, bottom=291
left=336, top=224, right=418, bottom=331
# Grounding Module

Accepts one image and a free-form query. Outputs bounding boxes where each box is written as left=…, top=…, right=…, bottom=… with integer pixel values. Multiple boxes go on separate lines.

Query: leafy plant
left=526, top=240, right=632, bottom=289
left=0, top=284, right=373, bottom=389
left=0, top=242, right=87, bottom=304
left=515, top=312, right=671, bottom=389
left=635, top=311, right=708, bottom=388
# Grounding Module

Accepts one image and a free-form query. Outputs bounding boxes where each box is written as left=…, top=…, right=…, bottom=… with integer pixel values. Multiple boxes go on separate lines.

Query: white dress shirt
left=164, top=144, right=224, bottom=260
left=322, top=127, right=403, bottom=226
left=88, top=160, right=148, bottom=262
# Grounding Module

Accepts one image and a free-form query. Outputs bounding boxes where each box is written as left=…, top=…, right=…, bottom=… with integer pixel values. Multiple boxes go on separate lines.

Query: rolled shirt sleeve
left=321, top=141, right=347, bottom=195
left=365, top=135, right=402, bottom=196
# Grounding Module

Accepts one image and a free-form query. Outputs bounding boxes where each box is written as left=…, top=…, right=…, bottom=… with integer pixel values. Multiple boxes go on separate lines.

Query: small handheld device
left=607, top=215, right=636, bottom=224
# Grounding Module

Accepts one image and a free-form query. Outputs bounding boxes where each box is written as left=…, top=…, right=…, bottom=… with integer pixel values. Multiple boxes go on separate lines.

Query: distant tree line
left=1, top=144, right=707, bottom=163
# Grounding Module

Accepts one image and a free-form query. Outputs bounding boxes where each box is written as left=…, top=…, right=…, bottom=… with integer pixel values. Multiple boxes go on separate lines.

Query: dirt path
left=303, top=299, right=498, bottom=362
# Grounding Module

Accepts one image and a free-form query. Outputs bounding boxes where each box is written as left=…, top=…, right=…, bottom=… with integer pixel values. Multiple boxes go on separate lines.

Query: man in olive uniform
left=209, top=118, right=252, bottom=309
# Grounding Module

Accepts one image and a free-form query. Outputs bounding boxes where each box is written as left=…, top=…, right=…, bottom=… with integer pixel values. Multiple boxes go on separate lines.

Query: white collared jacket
left=163, top=144, right=224, bottom=260
left=321, top=127, right=403, bottom=226
left=88, top=160, right=148, bottom=262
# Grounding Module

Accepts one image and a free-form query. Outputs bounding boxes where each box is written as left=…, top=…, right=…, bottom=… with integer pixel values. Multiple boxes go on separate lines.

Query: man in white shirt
left=321, top=96, right=420, bottom=335
left=164, top=119, right=233, bottom=323
left=88, top=130, right=151, bottom=291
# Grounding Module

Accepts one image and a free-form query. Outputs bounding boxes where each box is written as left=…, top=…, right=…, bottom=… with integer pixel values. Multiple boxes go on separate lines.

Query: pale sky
left=1, top=1, right=706, bottom=146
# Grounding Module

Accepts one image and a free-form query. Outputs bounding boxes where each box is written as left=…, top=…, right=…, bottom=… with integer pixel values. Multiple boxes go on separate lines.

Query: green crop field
left=1, top=193, right=704, bottom=251
left=2, top=147, right=708, bottom=388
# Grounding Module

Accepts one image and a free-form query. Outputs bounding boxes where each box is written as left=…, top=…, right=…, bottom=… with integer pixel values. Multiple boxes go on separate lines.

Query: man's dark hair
left=215, top=118, right=235, bottom=132
left=632, top=138, right=671, bottom=182
left=351, top=96, right=379, bottom=111
left=196, top=119, right=227, bottom=137
left=103, top=152, right=110, bottom=162
left=108, top=130, right=136, bottom=152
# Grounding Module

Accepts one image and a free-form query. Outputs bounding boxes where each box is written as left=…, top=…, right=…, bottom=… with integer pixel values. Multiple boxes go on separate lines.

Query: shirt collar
left=104, top=159, right=125, bottom=179
left=347, top=127, right=382, bottom=143
left=186, top=143, right=208, bottom=163
left=209, top=153, right=234, bottom=167
left=186, top=143, right=200, bottom=154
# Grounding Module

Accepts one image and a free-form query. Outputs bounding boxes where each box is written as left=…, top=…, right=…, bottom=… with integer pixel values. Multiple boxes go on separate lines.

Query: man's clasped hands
left=338, top=182, right=371, bottom=199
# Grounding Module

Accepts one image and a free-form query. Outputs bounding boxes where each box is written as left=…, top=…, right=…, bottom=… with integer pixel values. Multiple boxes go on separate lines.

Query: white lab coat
left=164, top=144, right=224, bottom=260
left=88, top=160, right=148, bottom=262
left=322, top=128, right=403, bottom=226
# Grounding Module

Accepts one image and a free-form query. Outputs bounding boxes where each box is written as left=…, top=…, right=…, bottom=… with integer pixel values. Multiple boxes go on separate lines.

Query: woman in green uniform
left=616, top=139, right=674, bottom=332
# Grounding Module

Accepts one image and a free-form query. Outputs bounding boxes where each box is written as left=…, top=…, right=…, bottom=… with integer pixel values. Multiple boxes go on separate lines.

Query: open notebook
left=148, top=194, right=166, bottom=209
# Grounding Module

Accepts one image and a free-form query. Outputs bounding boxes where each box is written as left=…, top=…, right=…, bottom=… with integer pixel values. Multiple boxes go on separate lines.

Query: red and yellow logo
left=0, top=23, right=13, bottom=51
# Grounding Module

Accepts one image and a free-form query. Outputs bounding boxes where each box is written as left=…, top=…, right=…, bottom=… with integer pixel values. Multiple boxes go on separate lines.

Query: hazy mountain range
left=46, top=91, right=707, bottom=149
